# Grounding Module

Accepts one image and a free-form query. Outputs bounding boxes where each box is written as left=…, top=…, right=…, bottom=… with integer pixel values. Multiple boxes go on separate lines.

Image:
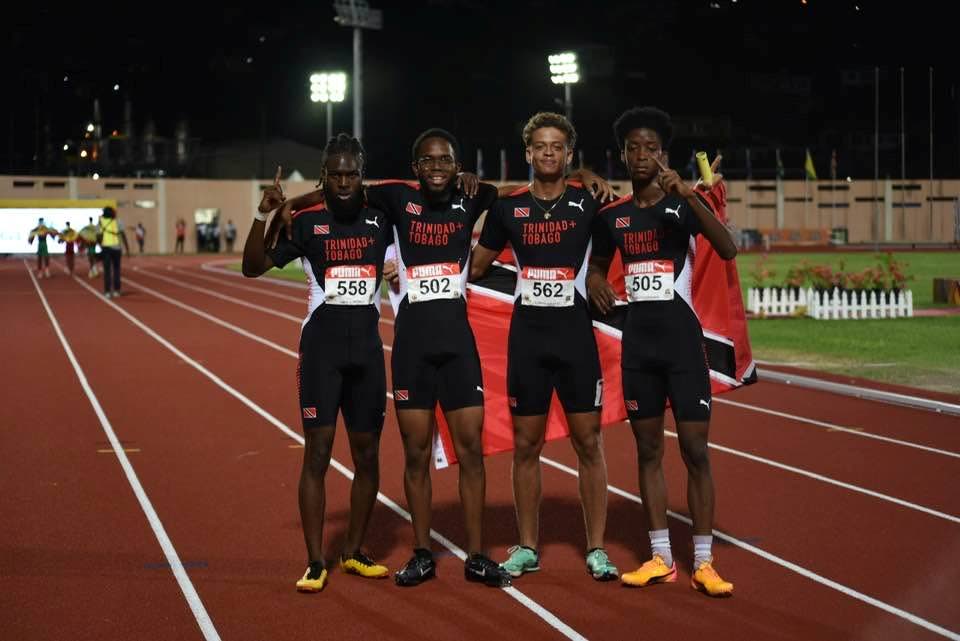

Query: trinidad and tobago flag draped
left=425, top=181, right=756, bottom=468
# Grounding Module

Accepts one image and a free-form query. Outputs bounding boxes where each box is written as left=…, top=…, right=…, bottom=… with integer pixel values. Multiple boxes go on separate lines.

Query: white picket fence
left=747, top=287, right=913, bottom=319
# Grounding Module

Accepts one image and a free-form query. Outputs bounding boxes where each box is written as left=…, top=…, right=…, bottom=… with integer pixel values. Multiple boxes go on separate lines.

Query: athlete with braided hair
left=244, top=134, right=391, bottom=593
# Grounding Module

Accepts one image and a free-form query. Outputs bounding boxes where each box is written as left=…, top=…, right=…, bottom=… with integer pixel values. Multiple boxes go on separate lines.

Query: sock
left=648, top=529, right=672, bottom=567
left=693, top=535, right=713, bottom=567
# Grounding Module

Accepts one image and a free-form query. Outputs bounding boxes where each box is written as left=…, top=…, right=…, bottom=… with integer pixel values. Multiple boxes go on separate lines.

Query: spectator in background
left=59, top=221, right=79, bottom=275
left=135, top=222, right=146, bottom=254
left=99, top=207, right=130, bottom=298
left=27, top=217, right=57, bottom=278
left=225, top=219, right=237, bottom=253
left=175, top=218, right=186, bottom=254
left=79, top=216, right=100, bottom=278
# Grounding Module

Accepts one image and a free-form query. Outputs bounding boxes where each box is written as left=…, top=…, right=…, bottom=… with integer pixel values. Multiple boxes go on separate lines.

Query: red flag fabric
left=425, top=182, right=756, bottom=468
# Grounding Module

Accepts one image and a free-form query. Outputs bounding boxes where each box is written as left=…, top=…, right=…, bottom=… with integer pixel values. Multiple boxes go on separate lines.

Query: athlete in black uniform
left=243, top=135, right=391, bottom=593
left=588, top=107, right=737, bottom=596
left=470, top=112, right=618, bottom=581
left=277, top=129, right=510, bottom=588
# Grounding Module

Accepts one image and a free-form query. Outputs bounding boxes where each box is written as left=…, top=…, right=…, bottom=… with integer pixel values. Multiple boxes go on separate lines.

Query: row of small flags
left=474, top=147, right=839, bottom=181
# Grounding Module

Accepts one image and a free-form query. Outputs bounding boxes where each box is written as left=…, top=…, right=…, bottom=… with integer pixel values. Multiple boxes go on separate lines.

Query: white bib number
left=325, top=264, right=377, bottom=305
left=625, top=260, right=674, bottom=302
left=520, top=266, right=575, bottom=307
left=407, top=262, right=462, bottom=303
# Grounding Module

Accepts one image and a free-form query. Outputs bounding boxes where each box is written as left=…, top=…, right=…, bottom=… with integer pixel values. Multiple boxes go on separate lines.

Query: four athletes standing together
left=244, top=106, right=737, bottom=597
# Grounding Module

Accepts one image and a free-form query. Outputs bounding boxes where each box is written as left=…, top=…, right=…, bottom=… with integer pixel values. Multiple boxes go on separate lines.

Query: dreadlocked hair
left=319, top=133, right=366, bottom=184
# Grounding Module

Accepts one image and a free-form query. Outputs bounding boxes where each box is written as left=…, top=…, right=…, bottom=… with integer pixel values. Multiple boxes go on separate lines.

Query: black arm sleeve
left=267, top=219, right=305, bottom=268
left=591, top=211, right=615, bottom=259
left=477, top=200, right=508, bottom=252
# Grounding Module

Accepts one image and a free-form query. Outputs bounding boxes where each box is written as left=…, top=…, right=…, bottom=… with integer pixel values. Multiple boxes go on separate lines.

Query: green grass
left=746, top=315, right=960, bottom=394
left=734, top=251, right=960, bottom=308
left=735, top=252, right=960, bottom=392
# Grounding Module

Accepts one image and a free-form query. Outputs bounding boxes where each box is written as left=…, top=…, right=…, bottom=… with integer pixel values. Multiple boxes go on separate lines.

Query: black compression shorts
left=297, top=307, right=386, bottom=432
left=390, top=304, right=484, bottom=411
left=507, top=307, right=603, bottom=416
left=621, top=302, right=712, bottom=423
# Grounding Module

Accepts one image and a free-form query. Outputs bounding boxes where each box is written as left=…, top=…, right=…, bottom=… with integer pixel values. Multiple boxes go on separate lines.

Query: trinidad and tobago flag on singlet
left=430, top=181, right=757, bottom=469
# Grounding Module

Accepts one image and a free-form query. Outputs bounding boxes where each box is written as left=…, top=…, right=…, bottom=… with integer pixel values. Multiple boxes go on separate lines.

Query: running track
left=3, top=255, right=958, bottom=641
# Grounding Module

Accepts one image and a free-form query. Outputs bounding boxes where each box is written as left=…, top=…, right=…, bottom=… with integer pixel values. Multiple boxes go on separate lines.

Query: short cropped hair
left=411, top=128, right=461, bottom=162
left=522, top=112, right=577, bottom=149
left=613, top=106, right=673, bottom=150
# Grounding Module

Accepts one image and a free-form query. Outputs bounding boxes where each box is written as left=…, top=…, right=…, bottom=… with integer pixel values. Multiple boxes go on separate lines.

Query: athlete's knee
left=303, top=445, right=332, bottom=477
left=513, top=431, right=544, bottom=463
left=403, top=440, right=432, bottom=474
left=570, top=428, right=603, bottom=465
left=351, top=440, right=381, bottom=476
left=634, top=428, right=664, bottom=465
left=678, top=432, right=710, bottom=472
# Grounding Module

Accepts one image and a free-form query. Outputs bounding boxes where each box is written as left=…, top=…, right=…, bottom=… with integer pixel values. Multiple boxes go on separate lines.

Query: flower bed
left=746, top=253, right=914, bottom=320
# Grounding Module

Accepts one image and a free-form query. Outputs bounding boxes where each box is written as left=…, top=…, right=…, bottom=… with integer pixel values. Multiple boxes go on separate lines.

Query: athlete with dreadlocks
left=243, top=134, right=391, bottom=593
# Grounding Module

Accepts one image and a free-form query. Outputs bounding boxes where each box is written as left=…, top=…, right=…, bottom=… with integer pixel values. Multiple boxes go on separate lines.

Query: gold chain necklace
left=528, top=183, right=567, bottom=220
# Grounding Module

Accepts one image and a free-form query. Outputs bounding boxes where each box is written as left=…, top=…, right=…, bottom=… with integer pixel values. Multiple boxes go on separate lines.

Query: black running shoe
left=394, top=548, right=436, bottom=587
left=465, top=553, right=512, bottom=587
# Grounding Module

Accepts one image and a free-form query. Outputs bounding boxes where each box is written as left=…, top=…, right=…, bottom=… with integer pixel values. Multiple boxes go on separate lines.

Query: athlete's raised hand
left=259, top=165, right=286, bottom=213
left=653, top=156, right=695, bottom=199
left=695, top=155, right=724, bottom=192
left=456, top=172, right=480, bottom=198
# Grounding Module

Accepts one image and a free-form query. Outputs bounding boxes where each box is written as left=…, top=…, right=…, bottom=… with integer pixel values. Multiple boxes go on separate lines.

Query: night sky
left=5, top=1, right=957, bottom=180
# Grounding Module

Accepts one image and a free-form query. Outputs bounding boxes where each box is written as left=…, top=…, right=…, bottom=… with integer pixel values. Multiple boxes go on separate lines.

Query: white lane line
left=162, top=265, right=306, bottom=303
left=539, top=455, right=960, bottom=641
left=120, top=263, right=960, bottom=638
left=26, top=264, right=221, bottom=641
left=137, top=266, right=396, bottom=327
left=200, top=261, right=308, bottom=289
left=68, top=273, right=585, bottom=641
left=123, top=277, right=392, bottom=354
left=132, top=267, right=304, bottom=323
left=664, top=430, right=959, bottom=525
left=715, top=397, right=960, bottom=460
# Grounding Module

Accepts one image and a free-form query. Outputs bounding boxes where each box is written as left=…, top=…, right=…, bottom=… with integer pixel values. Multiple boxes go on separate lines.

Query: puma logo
left=665, top=205, right=681, bottom=219
left=699, top=398, right=711, bottom=410
left=364, top=218, right=379, bottom=228
left=476, top=386, right=484, bottom=393
left=568, top=198, right=585, bottom=212
left=451, top=198, right=466, bottom=213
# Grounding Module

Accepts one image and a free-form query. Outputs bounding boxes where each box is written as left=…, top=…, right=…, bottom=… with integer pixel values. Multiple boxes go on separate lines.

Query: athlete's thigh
left=553, top=322, right=603, bottom=415
left=390, top=329, right=438, bottom=410
left=507, top=318, right=553, bottom=416
left=341, top=343, right=387, bottom=434
left=298, top=323, right=344, bottom=429
left=436, top=328, right=484, bottom=413
left=622, top=365, right=668, bottom=422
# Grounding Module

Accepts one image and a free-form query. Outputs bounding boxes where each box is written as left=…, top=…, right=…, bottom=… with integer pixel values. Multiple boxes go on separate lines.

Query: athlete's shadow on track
left=323, top=495, right=727, bottom=573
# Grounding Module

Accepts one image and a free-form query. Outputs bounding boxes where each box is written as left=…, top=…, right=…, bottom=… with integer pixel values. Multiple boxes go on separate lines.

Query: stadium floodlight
left=547, top=51, right=578, bottom=120
left=309, top=72, right=348, bottom=142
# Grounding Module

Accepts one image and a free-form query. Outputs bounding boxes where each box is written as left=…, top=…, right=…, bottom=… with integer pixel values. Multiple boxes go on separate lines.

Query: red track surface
left=3, top=255, right=958, bottom=641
